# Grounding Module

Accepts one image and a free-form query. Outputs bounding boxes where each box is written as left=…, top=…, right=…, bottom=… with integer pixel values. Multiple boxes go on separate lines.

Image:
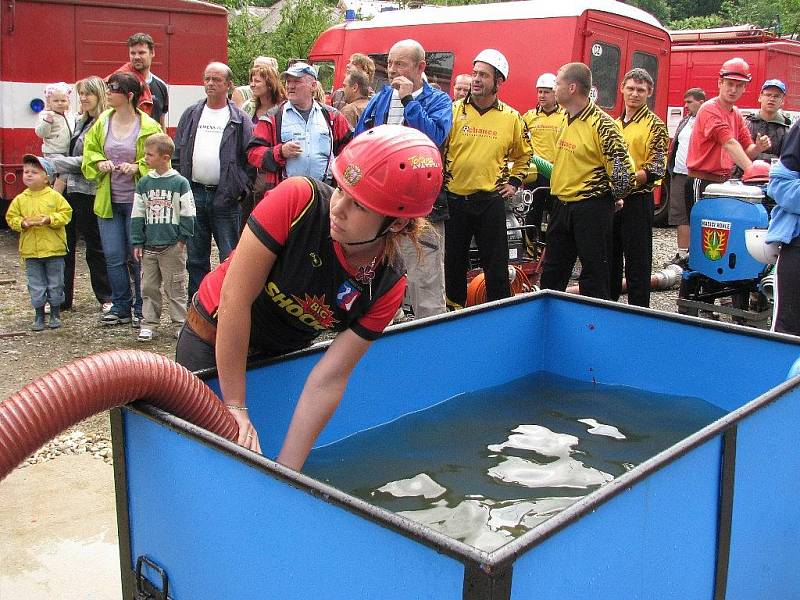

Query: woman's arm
left=50, top=154, right=83, bottom=175
left=277, top=329, right=372, bottom=471
left=216, top=227, right=277, bottom=451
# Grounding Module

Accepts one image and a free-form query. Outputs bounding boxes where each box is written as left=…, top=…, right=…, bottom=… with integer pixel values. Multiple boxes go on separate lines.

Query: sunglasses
left=106, top=82, right=126, bottom=94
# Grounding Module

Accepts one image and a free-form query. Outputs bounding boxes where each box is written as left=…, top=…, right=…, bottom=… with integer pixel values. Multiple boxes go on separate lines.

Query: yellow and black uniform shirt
left=444, top=96, right=532, bottom=197
left=550, top=101, right=635, bottom=202
left=522, top=105, right=565, bottom=163
left=616, top=104, right=669, bottom=194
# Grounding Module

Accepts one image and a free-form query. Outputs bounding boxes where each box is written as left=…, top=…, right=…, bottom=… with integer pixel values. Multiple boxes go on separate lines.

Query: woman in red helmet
left=175, top=125, right=442, bottom=470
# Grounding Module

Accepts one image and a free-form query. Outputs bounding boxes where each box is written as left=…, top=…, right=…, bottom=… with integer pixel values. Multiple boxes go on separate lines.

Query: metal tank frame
left=111, top=291, right=800, bottom=600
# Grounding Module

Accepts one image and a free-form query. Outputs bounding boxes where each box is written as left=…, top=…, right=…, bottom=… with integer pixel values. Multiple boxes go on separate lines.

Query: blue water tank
left=689, top=183, right=768, bottom=282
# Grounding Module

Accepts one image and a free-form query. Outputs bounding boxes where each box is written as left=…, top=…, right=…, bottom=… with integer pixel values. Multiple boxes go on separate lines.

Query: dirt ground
left=0, top=228, right=178, bottom=437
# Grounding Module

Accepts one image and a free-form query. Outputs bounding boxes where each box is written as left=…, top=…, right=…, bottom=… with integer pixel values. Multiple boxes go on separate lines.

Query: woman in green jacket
left=82, top=72, right=161, bottom=326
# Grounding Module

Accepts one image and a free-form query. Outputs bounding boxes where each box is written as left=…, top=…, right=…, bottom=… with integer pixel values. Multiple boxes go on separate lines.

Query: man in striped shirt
left=540, top=62, right=635, bottom=299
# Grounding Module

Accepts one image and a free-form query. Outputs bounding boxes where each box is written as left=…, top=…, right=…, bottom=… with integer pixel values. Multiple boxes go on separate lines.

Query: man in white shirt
left=666, top=87, right=705, bottom=266
left=174, top=62, right=253, bottom=298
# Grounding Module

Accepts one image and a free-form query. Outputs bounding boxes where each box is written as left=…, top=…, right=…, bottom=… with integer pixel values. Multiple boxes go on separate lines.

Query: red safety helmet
left=331, top=125, right=443, bottom=218
left=719, top=58, right=752, bottom=82
left=742, top=159, right=771, bottom=184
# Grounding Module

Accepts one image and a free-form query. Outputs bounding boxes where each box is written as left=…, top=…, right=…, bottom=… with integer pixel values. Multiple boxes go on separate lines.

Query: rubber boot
left=31, top=307, right=46, bottom=332
left=48, top=305, right=62, bottom=329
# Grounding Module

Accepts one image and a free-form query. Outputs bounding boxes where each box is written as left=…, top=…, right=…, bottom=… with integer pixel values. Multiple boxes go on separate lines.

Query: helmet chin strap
left=342, top=216, right=396, bottom=246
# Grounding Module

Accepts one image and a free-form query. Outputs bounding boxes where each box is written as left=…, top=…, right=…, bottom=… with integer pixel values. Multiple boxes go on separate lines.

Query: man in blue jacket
left=355, top=39, right=453, bottom=319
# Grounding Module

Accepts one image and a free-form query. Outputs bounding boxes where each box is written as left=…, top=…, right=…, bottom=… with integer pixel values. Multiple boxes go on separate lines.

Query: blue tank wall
left=121, top=293, right=800, bottom=598
left=510, top=438, right=721, bottom=598
left=122, top=410, right=467, bottom=600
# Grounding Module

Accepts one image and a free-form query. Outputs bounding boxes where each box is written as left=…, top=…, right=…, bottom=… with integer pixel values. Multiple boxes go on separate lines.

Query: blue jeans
left=187, top=183, right=241, bottom=299
left=26, top=256, right=65, bottom=308
left=97, top=202, right=142, bottom=318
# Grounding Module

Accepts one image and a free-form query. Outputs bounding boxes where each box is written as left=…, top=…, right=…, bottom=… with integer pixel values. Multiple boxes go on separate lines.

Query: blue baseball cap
left=22, top=154, right=55, bottom=179
left=761, top=79, right=786, bottom=94
left=282, top=62, right=318, bottom=80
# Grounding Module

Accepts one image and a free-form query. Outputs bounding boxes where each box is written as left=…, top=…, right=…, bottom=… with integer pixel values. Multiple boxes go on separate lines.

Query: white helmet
left=536, top=73, right=557, bottom=89
left=474, top=49, right=509, bottom=80
left=745, top=228, right=780, bottom=264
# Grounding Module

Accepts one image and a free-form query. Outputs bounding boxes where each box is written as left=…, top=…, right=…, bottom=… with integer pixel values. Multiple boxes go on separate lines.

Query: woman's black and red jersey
left=196, top=177, right=406, bottom=355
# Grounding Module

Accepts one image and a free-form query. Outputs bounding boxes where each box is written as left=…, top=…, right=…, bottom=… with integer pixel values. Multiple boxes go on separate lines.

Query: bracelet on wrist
left=225, top=404, right=248, bottom=411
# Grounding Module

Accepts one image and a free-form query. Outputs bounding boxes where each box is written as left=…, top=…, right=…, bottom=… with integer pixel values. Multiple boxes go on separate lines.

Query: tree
left=721, top=0, right=800, bottom=36
left=628, top=0, right=670, bottom=23
left=228, top=10, right=272, bottom=85
left=265, top=0, right=337, bottom=69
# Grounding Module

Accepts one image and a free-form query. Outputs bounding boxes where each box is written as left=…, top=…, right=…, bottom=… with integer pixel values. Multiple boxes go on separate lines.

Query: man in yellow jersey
left=443, top=49, right=532, bottom=309
left=610, top=68, right=668, bottom=307
left=539, top=62, right=635, bottom=299
left=522, top=72, right=565, bottom=244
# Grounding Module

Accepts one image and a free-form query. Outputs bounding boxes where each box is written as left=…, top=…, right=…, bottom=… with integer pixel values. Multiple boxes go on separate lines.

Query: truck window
left=313, top=60, right=336, bottom=94
left=369, top=52, right=454, bottom=93
left=589, top=42, right=621, bottom=109
left=632, top=51, right=658, bottom=110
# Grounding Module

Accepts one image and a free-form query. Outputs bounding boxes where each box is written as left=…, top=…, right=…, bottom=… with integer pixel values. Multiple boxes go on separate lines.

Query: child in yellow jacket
left=6, top=155, right=73, bottom=331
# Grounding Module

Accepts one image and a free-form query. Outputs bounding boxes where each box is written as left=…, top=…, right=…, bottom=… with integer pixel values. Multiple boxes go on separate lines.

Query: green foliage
left=628, top=0, right=670, bottom=23
left=265, top=0, right=337, bottom=69
left=668, top=0, right=723, bottom=23
left=227, top=11, right=272, bottom=85
left=221, top=0, right=336, bottom=85
left=721, top=0, right=800, bottom=35
left=669, top=15, right=729, bottom=30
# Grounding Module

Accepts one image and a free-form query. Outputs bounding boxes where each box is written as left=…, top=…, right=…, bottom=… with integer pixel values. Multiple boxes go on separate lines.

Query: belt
left=687, top=171, right=727, bottom=184
left=192, top=182, right=218, bottom=191
left=186, top=302, right=217, bottom=345
left=447, top=190, right=496, bottom=201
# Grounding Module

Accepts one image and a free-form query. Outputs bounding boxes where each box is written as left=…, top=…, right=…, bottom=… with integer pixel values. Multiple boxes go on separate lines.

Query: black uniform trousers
left=773, top=240, right=800, bottom=336
left=610, top=190, right=654, bottom=307
left=540, top=194, right=615, bottom=299
left=444, top=190, right=510, bottom=308
left=525, top=174, right=556, bottom=244
left=64, top=191, right=111, bottom=308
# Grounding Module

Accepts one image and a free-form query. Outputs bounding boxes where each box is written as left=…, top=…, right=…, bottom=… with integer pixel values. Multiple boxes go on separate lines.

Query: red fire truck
left=652, top=26, right=800, bottom=223
left=309, top=0, right=671, bottom=121
left=1, top=0, right=228, bottom=221
left=668, top=25, right=800, bottom=135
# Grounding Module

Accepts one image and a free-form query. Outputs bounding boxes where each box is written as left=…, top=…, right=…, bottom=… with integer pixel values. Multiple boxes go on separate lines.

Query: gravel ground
left=1, top=226, right=683, bottom=469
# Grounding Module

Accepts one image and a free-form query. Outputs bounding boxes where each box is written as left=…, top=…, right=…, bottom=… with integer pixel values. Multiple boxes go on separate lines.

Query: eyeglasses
left=106, top=83, right=125, bottom=94
left=761, top=93, right=783, bottom=100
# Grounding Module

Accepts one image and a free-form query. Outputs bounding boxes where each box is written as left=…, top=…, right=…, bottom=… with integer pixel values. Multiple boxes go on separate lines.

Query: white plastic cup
left=292, top=131, right=307, bottom=154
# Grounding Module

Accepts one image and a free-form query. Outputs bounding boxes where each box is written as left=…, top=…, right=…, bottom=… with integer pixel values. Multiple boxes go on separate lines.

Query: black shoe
left=49, top=305, right=62, bottom=329
left=32, top=307, right=46, bottom=332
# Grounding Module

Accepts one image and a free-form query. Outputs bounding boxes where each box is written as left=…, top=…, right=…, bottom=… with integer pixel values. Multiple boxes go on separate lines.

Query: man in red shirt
left=686, top=57, right=771, bottom=201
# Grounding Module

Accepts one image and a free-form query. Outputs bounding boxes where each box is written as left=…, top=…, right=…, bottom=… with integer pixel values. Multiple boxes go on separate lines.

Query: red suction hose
left=0, top=350, right=238, bottom=482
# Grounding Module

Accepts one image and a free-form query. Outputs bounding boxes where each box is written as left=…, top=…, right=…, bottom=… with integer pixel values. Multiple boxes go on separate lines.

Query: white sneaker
left=101, top=302, right=113, bottom=314
left=137, top=328, right=154, bottom=342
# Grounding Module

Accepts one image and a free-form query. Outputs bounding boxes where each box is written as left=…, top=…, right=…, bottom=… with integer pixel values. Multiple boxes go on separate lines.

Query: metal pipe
left=565, top=264, right=683, bottom=295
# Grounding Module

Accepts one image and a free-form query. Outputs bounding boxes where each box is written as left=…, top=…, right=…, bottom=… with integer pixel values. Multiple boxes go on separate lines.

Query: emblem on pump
left=701, top=219, right=731, bottom=261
